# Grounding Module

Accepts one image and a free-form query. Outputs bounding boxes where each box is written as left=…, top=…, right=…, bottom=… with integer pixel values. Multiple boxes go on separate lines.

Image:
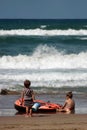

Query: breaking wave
left=0, top=28, right=87, bottom=36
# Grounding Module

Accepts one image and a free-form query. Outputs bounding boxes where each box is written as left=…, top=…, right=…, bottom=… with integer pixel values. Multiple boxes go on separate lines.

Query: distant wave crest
left=0, top=28, right=87, bottom=36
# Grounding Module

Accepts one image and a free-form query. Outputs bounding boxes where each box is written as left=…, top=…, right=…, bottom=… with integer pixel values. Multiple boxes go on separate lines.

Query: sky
left=0, top=0, right=87, bottom=19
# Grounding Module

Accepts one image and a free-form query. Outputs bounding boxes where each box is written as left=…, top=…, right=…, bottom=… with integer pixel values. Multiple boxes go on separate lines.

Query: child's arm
left=32, top=91, right=35, bottom=101
left=21, top=91, right=24, bottom=105
left=62, top=100, right=67, bottom=109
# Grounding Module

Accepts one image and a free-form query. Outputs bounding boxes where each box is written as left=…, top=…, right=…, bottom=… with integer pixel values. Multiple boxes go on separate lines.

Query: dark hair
left=66, top=91, right=73, bottom=98
left=24, top=80, right=31, bottom=88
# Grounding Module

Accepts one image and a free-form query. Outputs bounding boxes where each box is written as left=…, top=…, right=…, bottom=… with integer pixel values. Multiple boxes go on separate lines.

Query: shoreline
left=0, top=114, right=87, bottom=130
left=0, top=93, right=87, bottom=116
left=0, top=91, right=87, bottom=129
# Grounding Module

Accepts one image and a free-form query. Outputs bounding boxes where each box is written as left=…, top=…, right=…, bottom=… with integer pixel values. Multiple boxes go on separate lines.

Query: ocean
left=0, top=19, right=87, bottom=115
left=0, top=19, right=87, bottom=94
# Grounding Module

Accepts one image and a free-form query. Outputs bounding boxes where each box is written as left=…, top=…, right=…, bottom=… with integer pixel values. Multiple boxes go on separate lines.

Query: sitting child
left=58, top=91, right=75, bottom=114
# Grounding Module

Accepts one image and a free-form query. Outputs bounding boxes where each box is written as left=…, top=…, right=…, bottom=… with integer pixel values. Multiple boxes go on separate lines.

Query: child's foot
left=25, top=114, right=29, bottom=117
left=29, top=114, right=32, bottom=117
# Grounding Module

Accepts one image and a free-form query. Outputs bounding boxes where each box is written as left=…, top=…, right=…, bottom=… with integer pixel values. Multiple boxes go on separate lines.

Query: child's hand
left=20, top=102, right=23, bottom=105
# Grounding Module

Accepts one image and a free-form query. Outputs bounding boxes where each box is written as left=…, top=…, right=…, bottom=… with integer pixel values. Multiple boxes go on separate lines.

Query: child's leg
left=29, top=108, right=32, bottom=117
left=26, top=106, right=29, bottom=116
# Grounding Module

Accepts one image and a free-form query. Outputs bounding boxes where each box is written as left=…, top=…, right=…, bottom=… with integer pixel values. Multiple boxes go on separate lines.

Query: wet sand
left=0, top=93, right=87, bottom=130
left=0, top=113, right=87, bottom=130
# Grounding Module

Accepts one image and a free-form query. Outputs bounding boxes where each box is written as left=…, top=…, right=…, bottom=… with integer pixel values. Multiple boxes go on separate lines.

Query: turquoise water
left=0, top=19, right=87, bottom=94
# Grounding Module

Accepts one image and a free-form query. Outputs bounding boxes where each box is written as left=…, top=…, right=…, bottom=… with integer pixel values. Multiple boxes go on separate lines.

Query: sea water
left=0, top=19, right=87, bottom=95
left=0, top=94, right=87, bottom=116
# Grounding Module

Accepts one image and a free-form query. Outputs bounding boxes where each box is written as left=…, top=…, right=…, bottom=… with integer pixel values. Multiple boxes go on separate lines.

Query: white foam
left=0, top=45, right=87, bottom=69
left=0, top=28, right=87, bottom=36
left=0, top=69, right=87, bottom=90
left=79, top=37, right=87, bottom=40
left=0, top=45, right=87, bottom=90
left=40, top=25, right=46, bottom=29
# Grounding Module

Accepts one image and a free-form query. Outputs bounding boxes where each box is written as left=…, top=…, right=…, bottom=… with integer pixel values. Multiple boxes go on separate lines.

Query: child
left=21, top=80, right=35, bottom=117
left=58, top=91, right=75, bottom=114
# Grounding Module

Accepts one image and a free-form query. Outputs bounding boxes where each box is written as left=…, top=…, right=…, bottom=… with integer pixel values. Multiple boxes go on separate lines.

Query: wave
left=79, top=37, right=87, bottom=40
left=0, top=44, right=87, bottom=92
left=0, top=71, right=87, bottom=89
left=0, top=45, right=87, bottom=69
left=40, top=25, right=47, bottom=29
left=0, top=28, right=87, bottom=36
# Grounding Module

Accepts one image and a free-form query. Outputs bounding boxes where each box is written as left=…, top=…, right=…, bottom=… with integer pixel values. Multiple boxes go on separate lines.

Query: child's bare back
left=58, top=92, right=75, bottom=114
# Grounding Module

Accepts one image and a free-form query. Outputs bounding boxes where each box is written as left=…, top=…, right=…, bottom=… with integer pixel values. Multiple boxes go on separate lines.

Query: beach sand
left=0, top=113, right=87, bottom=130
left=0, top=93, right=87, bottom=130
